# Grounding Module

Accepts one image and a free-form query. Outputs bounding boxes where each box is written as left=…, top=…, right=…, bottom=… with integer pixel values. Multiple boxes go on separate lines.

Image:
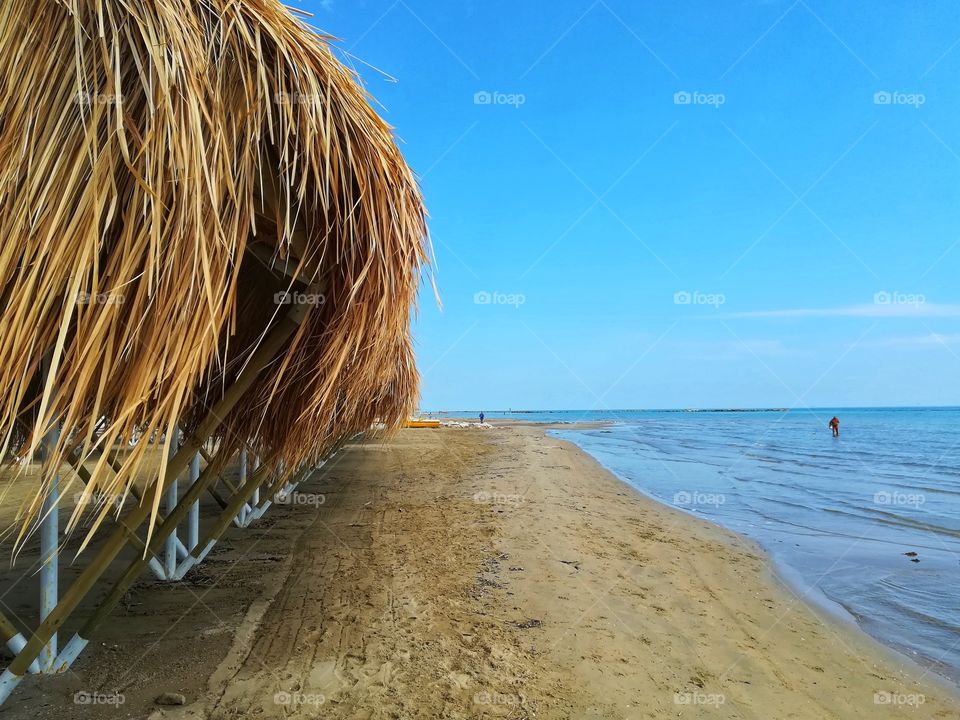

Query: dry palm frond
left=0, top=0, right=429, bottom=551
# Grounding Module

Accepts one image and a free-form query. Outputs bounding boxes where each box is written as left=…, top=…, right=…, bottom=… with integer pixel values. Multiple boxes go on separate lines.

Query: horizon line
left=422, top=404, right=960, bottom=413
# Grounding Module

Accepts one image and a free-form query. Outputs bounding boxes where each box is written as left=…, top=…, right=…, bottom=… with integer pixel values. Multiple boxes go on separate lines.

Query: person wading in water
left=829, top=416, right=840, bottom=437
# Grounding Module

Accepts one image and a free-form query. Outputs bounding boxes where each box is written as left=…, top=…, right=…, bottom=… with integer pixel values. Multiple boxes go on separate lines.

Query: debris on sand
left=516, top=619, right=543, bottom=630
left=155, top=692, right=186, bottom=706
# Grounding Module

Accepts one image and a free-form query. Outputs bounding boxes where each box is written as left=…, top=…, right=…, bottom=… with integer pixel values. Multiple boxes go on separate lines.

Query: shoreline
left=548, top=423, right=960, bottom=691
left=7, top=422, right=957, bottom=718
left=587, top=439, right=958, bottom=691
left=456, top=419, right=960, bottom=708
left=502, top=424, right=960, bottom=716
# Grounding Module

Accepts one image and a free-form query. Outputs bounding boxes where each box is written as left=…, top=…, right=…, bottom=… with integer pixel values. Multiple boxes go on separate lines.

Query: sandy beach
left=6, top=423, right=957, bottom=719
left=6, top=3, right=960, bottom=717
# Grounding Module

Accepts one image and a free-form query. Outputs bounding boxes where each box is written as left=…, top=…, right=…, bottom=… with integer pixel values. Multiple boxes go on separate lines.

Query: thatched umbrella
left=0, top=0, right=429, bottom=548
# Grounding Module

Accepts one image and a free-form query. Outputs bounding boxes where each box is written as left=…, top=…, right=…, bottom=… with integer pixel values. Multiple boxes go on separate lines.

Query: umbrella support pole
left=0, top=611, right=40, bottom=674
left=235, top=449, right=248, bottom=526
left=198, top=446, right=257, bottom=528
left=64, top=451, right=282, bottom=649
left=163, top=440, right=179, bottom=579
left=38, top=422, right=60, bottom=673
left=62, top=447, right=185, bottom=582
left=187, top=453, right=200, bottom=551
left=54, top=444, right=278, bottom=670
left=0, top=300, right=308, bottom=703
left=173, top=461, right=299, bottom=579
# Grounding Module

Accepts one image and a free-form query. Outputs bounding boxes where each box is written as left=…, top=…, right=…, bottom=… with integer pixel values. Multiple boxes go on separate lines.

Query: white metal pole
left=236, top=449, right=248, bottom=525
left=251, top=452, right=260, bottom=507
left=188, top=453, right=200, bottom=551
left=164, top=438, right=178, bottom=578
left=38, top=423, right=59, bottom=671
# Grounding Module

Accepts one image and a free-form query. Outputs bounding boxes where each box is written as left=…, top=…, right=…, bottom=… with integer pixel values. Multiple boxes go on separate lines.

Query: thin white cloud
left=868, top=333, right=960, bottom=348
left=724, top=303, right=960, bottom=319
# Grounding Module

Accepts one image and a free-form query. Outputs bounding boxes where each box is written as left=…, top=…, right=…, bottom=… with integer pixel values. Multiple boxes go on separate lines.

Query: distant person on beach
left=479, top=412, right=485, bottom=424
left=829, top=416, right=840, bottom=437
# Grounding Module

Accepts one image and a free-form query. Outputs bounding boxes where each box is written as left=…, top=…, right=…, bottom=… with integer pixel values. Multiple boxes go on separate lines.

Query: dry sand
left=3, top=424, right=958, bottom=719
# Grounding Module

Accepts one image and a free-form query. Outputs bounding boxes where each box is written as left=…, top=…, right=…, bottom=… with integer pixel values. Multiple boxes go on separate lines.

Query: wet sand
left=3, top=424, right=958, bottom=718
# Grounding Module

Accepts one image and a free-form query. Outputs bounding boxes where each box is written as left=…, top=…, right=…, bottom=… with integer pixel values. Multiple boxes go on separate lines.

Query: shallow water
left=438, top=408, right=960, bottom=683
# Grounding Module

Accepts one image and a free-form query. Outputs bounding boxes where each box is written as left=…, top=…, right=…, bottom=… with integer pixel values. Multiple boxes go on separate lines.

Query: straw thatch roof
left=0, top=1, right=428, bottom=545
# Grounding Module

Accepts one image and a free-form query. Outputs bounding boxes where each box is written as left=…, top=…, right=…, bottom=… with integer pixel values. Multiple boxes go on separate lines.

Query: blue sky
left=300, top=0, right=960, bottom=410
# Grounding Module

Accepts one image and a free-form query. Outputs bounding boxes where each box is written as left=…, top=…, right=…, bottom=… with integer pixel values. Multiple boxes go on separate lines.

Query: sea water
left=436, top=408, right=960, bottom=683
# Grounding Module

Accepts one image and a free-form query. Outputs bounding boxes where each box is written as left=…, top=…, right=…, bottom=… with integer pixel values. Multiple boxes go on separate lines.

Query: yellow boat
left=405, top=419, right=440, bottom=428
